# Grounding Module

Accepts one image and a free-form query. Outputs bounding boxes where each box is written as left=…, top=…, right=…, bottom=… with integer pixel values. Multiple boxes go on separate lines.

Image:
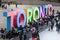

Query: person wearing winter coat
left=56, top=22, right=60, bottom=32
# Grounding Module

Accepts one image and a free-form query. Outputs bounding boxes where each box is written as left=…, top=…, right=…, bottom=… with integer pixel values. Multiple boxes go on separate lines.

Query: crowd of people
left=0, top=20, right=40, bottom=40
left=0, top=3, right=60, bottom=40
left=0, top=10, right=60, bottom=40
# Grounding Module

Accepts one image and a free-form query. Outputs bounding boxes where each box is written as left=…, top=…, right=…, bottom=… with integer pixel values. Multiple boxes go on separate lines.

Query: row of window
left=41, top=0, right=60, bottom=3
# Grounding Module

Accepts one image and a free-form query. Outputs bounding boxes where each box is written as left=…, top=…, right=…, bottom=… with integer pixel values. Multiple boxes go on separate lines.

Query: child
left=31, top=27, right=39, bottom=40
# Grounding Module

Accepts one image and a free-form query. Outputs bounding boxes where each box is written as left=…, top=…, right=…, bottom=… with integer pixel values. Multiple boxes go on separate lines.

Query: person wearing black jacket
left=18, top=25, right=23, bottom=40
left=32, top=20, right=38, bottom=30
left=7, top=30, right=13, bottom=40
left=56, top=22, right=60, bottom=32
left=0, top=28, right=4, bottom=38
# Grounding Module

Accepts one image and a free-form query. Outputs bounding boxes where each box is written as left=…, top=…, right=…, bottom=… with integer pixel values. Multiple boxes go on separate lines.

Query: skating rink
left=29, top=26, right=60, bottom=40
left=40, top=28, right=60, bottom=40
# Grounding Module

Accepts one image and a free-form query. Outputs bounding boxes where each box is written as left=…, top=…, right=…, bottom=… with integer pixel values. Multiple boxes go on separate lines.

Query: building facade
left=1, top=0, right=60, bottom=5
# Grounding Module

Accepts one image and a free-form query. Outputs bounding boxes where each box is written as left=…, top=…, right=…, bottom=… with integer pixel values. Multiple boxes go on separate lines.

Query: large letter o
left=17, top=9, right=26, bottom=28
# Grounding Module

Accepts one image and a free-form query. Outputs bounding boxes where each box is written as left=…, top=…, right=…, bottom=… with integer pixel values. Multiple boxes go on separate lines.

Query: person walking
left=56, top=22, right=60, bottom=32
left=16, top=3, right=18, bottom=8
left=18, top=25, right=23, bottom=40
left=50, top=18, right=55, bottom=31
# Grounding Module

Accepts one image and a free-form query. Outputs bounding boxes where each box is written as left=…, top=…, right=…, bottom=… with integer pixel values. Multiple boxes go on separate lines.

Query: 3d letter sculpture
left=3, top=4, right=53, bottom=31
